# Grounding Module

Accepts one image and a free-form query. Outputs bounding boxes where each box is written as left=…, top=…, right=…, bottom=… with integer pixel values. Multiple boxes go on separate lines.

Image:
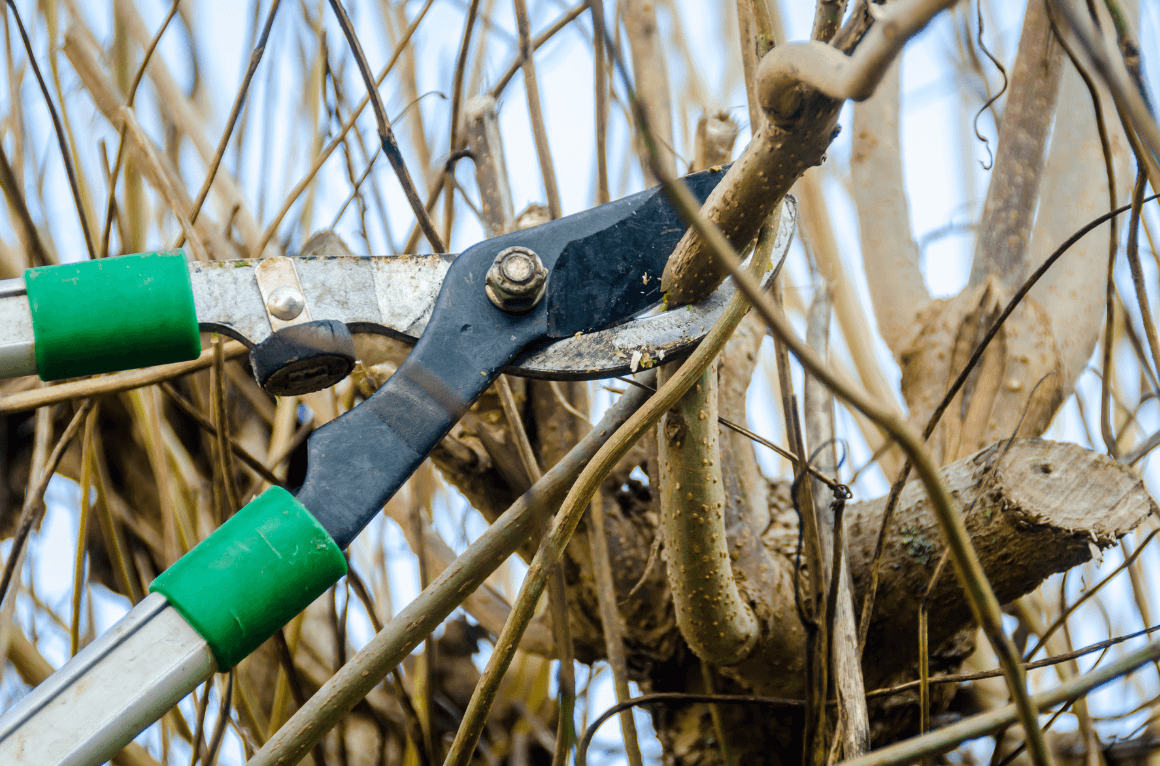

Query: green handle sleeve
left=150, top=487, right=348, bottom=669
left=24, top=251, right=201, bottom=381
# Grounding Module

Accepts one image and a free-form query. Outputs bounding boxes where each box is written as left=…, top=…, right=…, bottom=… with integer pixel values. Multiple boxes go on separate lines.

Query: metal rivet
left=486, top=247, right=547, bottom=313
left=267, top=285, right=306, bottom=321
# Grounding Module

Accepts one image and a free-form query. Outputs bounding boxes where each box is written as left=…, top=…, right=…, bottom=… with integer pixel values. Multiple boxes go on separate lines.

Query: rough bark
left=645, top=438, right=1150, bottom=764
left=900, top=279, right=1065, bottom=465
left=848, top=439, right=1153, bottom=738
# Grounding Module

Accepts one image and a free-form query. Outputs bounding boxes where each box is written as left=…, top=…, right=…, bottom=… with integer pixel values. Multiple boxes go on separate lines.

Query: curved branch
left=662, top=0, right=958, bottom=308
left=970, top=0, right=1064, bottom=289
left=758, top=0, right=958, bottom=122
left=658, top=359, right=760, bottom=665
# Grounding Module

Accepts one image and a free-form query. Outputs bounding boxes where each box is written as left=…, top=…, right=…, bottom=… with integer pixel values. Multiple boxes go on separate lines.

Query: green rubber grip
left=150, top=487, right=347, bottom=669
left=24, top=251, right=201, bottom=381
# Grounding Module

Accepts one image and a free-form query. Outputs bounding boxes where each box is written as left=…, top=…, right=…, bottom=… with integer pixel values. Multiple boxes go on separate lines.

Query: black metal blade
left=544, top=165, right=728, bottom=337
left=295, top=165, right=730, bottom=547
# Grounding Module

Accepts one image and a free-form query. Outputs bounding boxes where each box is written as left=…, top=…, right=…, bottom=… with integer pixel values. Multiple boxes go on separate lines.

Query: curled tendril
left=972, top=0, right=1008, bottom=171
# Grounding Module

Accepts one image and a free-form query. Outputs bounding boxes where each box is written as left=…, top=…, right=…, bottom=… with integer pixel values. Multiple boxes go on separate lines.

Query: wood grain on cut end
left=845, top=438, right=1153, bottom=690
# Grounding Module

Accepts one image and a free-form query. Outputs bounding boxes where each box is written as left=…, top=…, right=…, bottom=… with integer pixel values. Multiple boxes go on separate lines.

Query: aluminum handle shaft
left=0, top=593, right=216, bottom=766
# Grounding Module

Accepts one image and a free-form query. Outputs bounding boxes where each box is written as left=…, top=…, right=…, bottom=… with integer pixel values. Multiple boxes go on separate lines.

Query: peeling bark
left=900, top=280, right=1065, bottom=465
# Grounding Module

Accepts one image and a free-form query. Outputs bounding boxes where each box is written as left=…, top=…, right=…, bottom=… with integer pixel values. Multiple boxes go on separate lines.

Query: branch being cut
left=849, top=439, right=1153, bottom=691
left=661, top=0, right=958, bottom=308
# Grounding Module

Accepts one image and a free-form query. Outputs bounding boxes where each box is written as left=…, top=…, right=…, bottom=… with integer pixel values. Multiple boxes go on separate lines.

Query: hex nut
left=485, top=247, right=547, bottom=313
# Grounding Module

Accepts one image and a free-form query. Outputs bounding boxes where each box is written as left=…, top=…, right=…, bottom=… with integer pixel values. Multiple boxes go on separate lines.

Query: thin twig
left=212, top=336, right=241, bottom=515
left=512, top=0, right=562, bottom=219
left=326, top=0, right=445, bottom=252
left=253, top=0, right=437, bottom=257
left=0, top=341, right=249, bottom=416
left=5, top=0, right=96, bottom=260
left=158, top=382, right=284, bottom=487
left=0, top=400, right=94, bottom=607
left=489, top=2, right=592, bottom=99
left=441, top=0, right=482, bottom=244
left=586, top=491, right=645, bottom=766
left=70, top=404, right=99, bottom=657
left=99, top=0, right=182, bottom=260
left=179, top=0, right=283, bottom=246
left=614, top=375, right=841, bottom=488
left=577, top=692, right=805, bottom=766
left=843, top=638, right=1160, bottom=766
left=495, top=376, right=576, bottom=765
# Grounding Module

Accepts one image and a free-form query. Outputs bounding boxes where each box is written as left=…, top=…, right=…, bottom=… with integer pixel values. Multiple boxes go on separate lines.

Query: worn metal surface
left=254, top=255, right=312, bottom=330
left=190, top=252, right=452, bottom=349
left=0, top=280, right=36, bottom=378
left=0, top=593, right=215, bottom=766
left=296, top=166, right=734, bottom=547
left=512, top=197, right=796, bottom=379
left=190, top=189, right=793, bottom=382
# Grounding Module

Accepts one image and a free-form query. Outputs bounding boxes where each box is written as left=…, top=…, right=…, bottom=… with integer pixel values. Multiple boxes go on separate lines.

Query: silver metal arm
left=0, top=593, right=216, bottom=766
left=0, top=277, right=36, bottom=378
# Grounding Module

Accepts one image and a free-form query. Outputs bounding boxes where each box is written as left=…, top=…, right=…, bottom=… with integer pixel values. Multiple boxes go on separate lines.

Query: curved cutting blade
left=511, top=195, right=796, bottom=379
left=191, top=183, right=794, bottom=382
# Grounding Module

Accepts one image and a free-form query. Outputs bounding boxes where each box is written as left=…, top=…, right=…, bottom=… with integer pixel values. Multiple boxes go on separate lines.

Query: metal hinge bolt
left=485, top=247, right=547, bottom=313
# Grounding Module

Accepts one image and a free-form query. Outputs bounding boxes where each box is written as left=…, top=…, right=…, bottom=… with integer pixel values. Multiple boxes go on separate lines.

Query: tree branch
left=970, top=0, right=1065, bottom=289
left=851, top=59, right=929, bottom=359
left=661, top=0, right=957, bottom=308
left=659, top=358, right=760, bottom=665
